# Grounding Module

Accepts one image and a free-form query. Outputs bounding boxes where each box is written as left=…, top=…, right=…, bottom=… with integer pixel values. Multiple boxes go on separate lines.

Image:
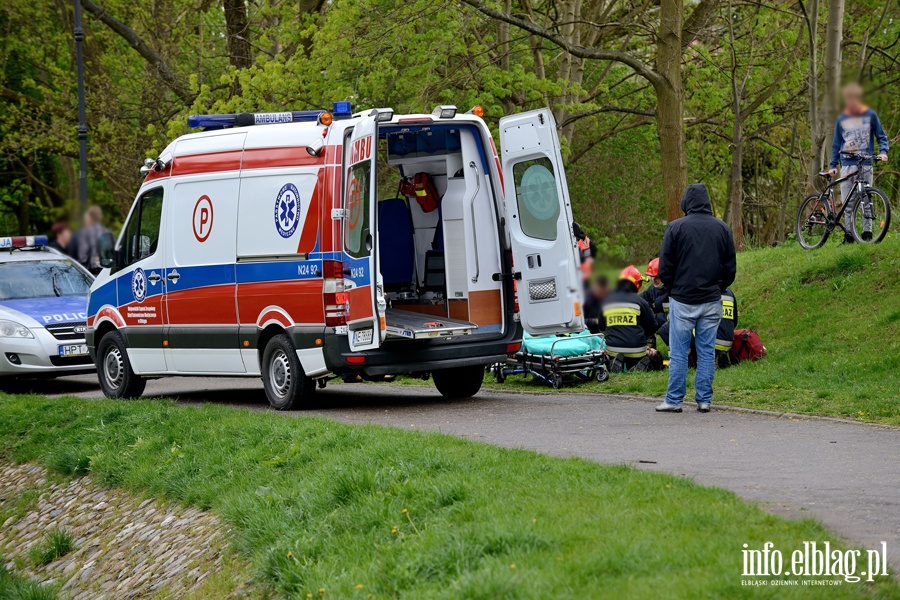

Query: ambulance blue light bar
left=187, top=110, right=325, bottom=129
left=333, top=101, right=353, bottom=119
left=0, top=235, right=48, bottom=250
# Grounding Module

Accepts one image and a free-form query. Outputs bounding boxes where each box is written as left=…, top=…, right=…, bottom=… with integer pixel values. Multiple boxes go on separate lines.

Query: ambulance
left=87, top=103, right=585, bottom=409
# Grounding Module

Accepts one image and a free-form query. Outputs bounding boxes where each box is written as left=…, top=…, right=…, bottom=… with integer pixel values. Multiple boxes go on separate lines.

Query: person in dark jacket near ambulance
left=657, top=184, right=737, bottom=413
left=602, top=266, right=659, bottom=372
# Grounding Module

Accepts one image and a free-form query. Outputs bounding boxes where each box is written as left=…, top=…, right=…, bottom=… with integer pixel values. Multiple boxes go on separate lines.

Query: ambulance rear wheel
left=96, top=331, right=146, bottom=399
left=433, top=365, right=484, bottom=399
left=262, top=334, right=315, bottom=410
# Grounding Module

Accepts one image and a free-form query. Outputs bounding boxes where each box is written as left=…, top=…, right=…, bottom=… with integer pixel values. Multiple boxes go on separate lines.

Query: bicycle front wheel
left=796, top=193, right=831, bottom=250
left=849, top=187, right=891, bottom=244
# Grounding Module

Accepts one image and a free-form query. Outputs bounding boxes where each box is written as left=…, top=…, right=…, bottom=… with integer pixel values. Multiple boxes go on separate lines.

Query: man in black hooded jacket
left=656, top=184, right=736, bottom=413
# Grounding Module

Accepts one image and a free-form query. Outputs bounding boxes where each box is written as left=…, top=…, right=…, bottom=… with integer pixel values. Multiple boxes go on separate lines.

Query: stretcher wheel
left=551, top=373, right=563, bottom=389
left=494, top=366, right=506, bottom=384
left=595, top=366, right=609, bottom=383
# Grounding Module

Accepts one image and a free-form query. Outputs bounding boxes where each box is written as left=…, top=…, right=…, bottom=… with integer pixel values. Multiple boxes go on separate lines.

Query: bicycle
left=795, top=153, right=891, bottom=250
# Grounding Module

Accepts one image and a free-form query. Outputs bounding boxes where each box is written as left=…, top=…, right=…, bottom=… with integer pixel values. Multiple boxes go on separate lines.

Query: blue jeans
left=665, top=297, right=721, bottom=406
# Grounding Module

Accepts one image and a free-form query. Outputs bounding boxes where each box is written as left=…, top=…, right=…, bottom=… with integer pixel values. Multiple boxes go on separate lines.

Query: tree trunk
left=803, top=0, right=820, bottom=188
left=815, top=0, right=844, bottom=176
left=725, top=0, right=744, bottom=247
left=224, top=0, right=252, bottom=70
left=656, top=0, right=687, bottom=222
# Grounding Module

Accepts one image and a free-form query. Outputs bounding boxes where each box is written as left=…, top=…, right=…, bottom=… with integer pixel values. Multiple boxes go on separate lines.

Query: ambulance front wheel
left=433, top=365, right=484, bottom=399
left=262, top=334, right=315, bottom=410
left=96, top=331, right=146, bottom=399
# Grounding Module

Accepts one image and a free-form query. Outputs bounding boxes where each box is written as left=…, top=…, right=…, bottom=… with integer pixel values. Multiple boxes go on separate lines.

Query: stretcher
left=492, top=331, right=608, bottom=389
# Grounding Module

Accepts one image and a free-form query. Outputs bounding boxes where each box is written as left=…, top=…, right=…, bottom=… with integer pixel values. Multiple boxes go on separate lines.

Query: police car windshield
left=0, top=260, right=92, bottom=300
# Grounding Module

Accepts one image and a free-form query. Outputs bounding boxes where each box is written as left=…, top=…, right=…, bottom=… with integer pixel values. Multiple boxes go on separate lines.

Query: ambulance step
left=384, top=309, right=477, bottom=340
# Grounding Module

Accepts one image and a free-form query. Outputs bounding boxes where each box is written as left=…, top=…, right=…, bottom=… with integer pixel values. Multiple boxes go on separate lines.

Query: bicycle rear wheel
left=849, top=186, right=891, bottom=244
left=796, top=193, right=831, bottom=250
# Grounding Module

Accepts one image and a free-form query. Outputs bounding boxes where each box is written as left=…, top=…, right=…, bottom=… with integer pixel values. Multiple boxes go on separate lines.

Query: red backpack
left=730, top=329, right=767, bottom=363
left=399, top=172, right=441, bottom=213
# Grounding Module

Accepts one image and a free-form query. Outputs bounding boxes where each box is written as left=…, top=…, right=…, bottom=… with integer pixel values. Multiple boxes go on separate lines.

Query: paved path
left=17, top=375, right=900, bottom=569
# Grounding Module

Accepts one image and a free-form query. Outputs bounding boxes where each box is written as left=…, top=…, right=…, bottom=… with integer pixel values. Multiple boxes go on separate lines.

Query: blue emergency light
left=0, top=235, right=48, bottom=250
left=332, top=101, right=353, bottom=119
left=187, top=110, right=325, bottom=129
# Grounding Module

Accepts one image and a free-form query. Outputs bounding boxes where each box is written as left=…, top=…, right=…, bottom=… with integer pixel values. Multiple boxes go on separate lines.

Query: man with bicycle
left=826, top=83, right=889, bottom=242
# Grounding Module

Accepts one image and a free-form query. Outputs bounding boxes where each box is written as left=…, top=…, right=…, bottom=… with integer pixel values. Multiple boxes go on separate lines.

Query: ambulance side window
left=122, top=187, right=164, bottom=266
left=512, top=158, right=560, bottom=242
left=344, top=161, right=371, bottom=259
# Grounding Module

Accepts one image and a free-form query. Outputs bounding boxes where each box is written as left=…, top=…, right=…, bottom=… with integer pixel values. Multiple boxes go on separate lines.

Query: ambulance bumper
left=326, top=328, right=521, bottom=376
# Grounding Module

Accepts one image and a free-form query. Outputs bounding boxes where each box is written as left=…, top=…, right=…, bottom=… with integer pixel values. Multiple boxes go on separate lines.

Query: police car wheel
left=433, top=365, right=484, bottom=399
left=96, top=331, right=146, bottom=399
left=262, top=334, right=314, bottom=410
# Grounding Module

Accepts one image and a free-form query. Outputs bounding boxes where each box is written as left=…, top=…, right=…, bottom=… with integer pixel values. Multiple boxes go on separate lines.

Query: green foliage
left=1, top=0, right=898, bottom=259
left=0, top=559, right=59, bottom=600
left=1, top=395, right=897, bottom=597
left=28, top=530, right=74, bottom=566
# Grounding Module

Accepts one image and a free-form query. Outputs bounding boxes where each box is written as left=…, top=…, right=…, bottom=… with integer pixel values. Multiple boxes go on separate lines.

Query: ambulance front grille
left=45, top=322, right=87, bottom=340
left=528, top=278, right=557, bottom=302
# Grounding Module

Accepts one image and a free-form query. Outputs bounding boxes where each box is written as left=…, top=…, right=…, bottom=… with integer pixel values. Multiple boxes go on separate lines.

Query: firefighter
left=601, top=266, right=660, bottom=372
left=715, top=288, right=738, bottom=368
left=640, top=257, right=669, bottom=337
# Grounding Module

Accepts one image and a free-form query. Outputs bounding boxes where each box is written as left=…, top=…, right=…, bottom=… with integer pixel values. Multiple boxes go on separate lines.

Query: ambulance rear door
left=499, top=108, right=585, bottom=335
left=342, top=114, right=382, bottom=351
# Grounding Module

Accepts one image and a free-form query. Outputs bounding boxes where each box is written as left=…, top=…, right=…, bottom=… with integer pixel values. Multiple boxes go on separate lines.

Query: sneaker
left=655, top=402, right=682, bottom=413
left=842, top=233, right=855, bottom=244
left=697, top=402, right=711, bottom=413
left=862, top=231, right=873, bottom=241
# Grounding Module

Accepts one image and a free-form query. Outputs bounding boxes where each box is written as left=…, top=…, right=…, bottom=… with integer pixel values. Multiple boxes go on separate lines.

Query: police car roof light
left=332, top=101, right=353, bottom=119
left=0, top=235, right=48, bottom=250
left=187, top=110, right=325, bottom=129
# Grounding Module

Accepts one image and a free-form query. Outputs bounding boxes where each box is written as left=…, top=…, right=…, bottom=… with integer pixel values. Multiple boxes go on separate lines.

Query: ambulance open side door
left=499, top=108, right=585, bottom=335
left=343, top=114, right=382, bottom=351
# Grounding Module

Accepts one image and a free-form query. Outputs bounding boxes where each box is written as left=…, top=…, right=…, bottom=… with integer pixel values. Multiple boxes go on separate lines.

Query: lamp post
left=74, top=0, right=88, bottom=212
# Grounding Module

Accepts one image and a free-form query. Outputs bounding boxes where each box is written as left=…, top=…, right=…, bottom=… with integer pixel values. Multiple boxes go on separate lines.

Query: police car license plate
left=353, top=328, right=373, bottom=345
left=58, top=344, right=89, bottom=357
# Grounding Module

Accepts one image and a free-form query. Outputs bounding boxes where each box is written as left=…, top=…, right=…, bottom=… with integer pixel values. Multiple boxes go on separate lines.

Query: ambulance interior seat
left=377, top=197, right=416, bottom=291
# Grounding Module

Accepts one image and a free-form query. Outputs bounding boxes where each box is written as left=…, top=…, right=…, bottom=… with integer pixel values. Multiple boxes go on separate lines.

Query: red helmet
left=646, top=258, right=660, bottom=277
left=619, top=265, right=643, bottom=290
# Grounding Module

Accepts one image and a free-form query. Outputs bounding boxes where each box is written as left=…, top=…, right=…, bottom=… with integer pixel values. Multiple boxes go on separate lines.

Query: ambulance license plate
left=353, top=328, right=373, bottom=345
left=58, top=344, right=89, bottom=357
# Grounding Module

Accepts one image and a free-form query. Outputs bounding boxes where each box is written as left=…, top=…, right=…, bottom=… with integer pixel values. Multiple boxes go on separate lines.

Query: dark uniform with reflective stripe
left=601, top=287, right=657, bottom=359
left=715, top=288, right=738, bottom=351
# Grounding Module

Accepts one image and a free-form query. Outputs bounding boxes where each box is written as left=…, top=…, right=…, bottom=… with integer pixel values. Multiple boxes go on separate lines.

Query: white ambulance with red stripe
left=87, top=103, right=584, bottom=408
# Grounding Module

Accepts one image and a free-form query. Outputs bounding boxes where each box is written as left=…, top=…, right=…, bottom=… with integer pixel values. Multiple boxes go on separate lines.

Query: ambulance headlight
left=305, top=138, right=325, bottom=157
left=432, top=105, right=457, bottom=119
left=0, top=320, right=33, bottom=338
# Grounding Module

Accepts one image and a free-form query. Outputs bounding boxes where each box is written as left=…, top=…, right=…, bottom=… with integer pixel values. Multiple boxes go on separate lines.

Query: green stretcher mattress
left=521, top=331, right=606, bottom=357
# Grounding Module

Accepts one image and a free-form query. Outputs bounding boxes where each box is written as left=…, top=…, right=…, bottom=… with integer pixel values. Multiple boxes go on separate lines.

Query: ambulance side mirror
left=98, top=232, right=117, bottom=269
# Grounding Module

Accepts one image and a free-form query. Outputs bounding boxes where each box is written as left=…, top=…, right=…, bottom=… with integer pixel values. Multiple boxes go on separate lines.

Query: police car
left=0, top=236, right=95, bottom=378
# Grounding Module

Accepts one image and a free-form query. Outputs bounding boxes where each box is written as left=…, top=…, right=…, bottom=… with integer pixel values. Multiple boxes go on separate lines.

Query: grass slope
left=0, top=560, right=58, bottom=600
left=1, top=395, right=898, bottom=598
left=495, top=235, right=900, bottom=424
